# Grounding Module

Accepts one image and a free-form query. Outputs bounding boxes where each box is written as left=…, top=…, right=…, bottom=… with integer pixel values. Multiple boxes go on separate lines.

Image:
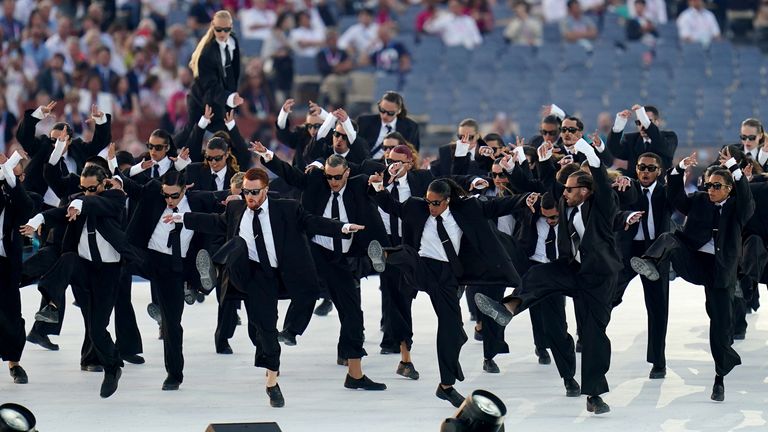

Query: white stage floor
left=4, top=276, right=768, bottom=431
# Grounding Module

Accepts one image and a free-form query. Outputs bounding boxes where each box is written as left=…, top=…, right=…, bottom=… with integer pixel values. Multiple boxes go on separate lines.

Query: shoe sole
left=34, top=311, right=59, bottom=324
left=630, top=257, right=660, bottom=281
left=196, top=250, right=216, bottom=293
left=100, top=369, right=122, bottom=398
left=474, top=293, right=513, bottom=327
left=367, top=241, right=385, bottom=272
left=184, top=288, right=196, bottom=306
left=147, top=304, right=163, bottom=325
left=26, top=334, right=59, bottom=351
left=587, top=401, right=610, bottom=414
left=436, top=391, right=464, bottom=408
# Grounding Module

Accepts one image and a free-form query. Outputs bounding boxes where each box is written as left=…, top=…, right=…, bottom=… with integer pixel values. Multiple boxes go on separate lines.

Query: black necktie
left=167, top=207, right=183, bottom=271
left=252, top=208, right=272, bottom=269
left=152, top=165, right=160, bottom=179
left=568, top=207, right=581, bottom=261
left=210, top=172, right=218, bottom=191
left=545, top=224, right=557, bottom=262
left=641, top=188, right=652, bottom=242
left=0, top=190, right=10, bottom=251
left=435, top=215, right=463, bottom=277
left=389, top=181, right=401, bottom=244
left=224, top=46, right=232, bottom=76
left=59, top=158, right=70, bottom=176
left=86, top=216, right=102, bottom=264
left=713, top=203, right=722, bottom=245
left=385, top=124, right=392, bottom=134
left=331, top=192, right=343, bottom=259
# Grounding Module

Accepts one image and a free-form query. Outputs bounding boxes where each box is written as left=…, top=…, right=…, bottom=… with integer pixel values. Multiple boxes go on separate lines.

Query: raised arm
left=666, top=152, right=697, bottom=215
left=253, top=141, right=309, bottom=190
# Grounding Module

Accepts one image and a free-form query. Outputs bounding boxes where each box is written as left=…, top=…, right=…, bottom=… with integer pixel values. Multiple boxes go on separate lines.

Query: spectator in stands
left=164, top=25, right=196, bottom=68
left=152, top=46, right=183, bottom=101
left=596, top=111, right=612, bottom=143
left=368, top=23, right=411, bottom=76
left=21, top=23, right=50, bottom=73
left=755, top=1, right=768, bottom=50
left=317, top=29, right=354, bottom=108
left=504, top=1, right=543, bottom=46
left=37, top=53, right=71, bottom=101
left=561, top=0, right=598, bottom=51
left=91, top=46, right=119, bottom=94
left=126, top=47, right=152, bottom=97
left=78, top=73, right=115, bottom=117
left=113, top=76, right=139, bottom=122
left=627, top=0, right=668, bottom=24
left=0, top=0, right=22, bottom=42
left=677, top=0, right=721, bottom=46
left=45, top=15, right=72, bottom=58
left=239, top=69, right=276, bottom=122
left=0, top=94, right=17, bottom=155
left=189, top=0, right=225, bottom=35
left=240, top=0, right=277, bottom=40
left=626, top=0, right=659, bottom=44
left=338, top=8, right=379, bottom=63
left=161, top=91, right=189, bottom=135
left=138, top=74, right=166, bottom=119
left=64, top=36, right=87, bottom=77
left=542, top=0, right=568, bottom=24
left=466, top=0, right=495, bottom=34
left=416, top=0, right=439, bottom=34
left=289, top=10, right=326, bottom=58
left=424, top=0, right=483, bottom=49
left=262, top=12, right=295, bottom=103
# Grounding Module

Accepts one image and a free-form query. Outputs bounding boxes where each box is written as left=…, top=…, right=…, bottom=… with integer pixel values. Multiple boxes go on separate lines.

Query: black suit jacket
left=184, top=163, right=237, bottom=192
left=668, top=166, right=754, bottom=288
left=607, top=123, right=678, bottom=177
left=276, top=121, right=318, bottom=169
left=188, top=37, right=241, bottom=119
left=312, top=135, right=372, bottom=166
left=186, top=121, right=252, bottom=169
left=1, top=180, right=34, bottom=268
left=17, top=109, right=112, bottom=196
left=431, top=143, right=493, bottom=178
left=616, top=179, right=674, bottom=261
left=357, top=114, right=421, bottom=152
left=745, top=181, right=768, bottom=241
left=262, top=154, right=390, bottom=256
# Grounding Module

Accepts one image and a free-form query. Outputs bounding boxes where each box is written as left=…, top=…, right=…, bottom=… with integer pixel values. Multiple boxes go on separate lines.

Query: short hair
left=380, top=91, right=407, bottom=117
left=84, top=155, right=110, bottom=176
left=541, top=192, right=556, bottom=210
left=230, top=171, right=245, bottom=188
left=635, top=0, right=646, bottom=4
left=567, top=0, right=580, bottom=8
left=384, top=131, right=407, bottom=146
left=115, top=150, right=134, bottom=168
left=51, top=122, right=73, bottom=138
left=557, top=163, right=581, bottom=184
left=243, top=167, right=269, bottom=185
left=513, top=1, right=531, bottom=12
left=708, top=168, right=734, bottom=187
left=567, top=170, right=593, bottom=190
left=483, top=133, right=503, bottom=145
left=206, top=137, right=230, bottom=152
left=391, top=144, right=413, bottom=160
left=637, top=152, right=662, bottom=168
left=523, top=146, right=538, bottom=163
left=161, top=170, right=186, bottom=188
left=458, top=118, right=479, bottom=132
left=644, top=105, right=660, bottom=118
left=541, top=115, right=561, bottom=128
left=562, top=115, right=584, bottom=131
left=325, top=154, right=349, bottom=170
left=81, top=164, right=108, bottom=183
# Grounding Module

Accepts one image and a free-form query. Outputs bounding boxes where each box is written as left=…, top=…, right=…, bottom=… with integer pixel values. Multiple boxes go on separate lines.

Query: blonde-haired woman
left=188, top=10, right=244, bottom=132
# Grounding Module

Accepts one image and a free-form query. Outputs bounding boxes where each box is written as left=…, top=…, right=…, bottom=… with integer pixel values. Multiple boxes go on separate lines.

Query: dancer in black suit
left=185, top=136, right=240, bottom=192
left=631, top=148, right=754, bottom=402
left=607, top=105, right=678, bottom=179
left=357, top=91, right=421, bottom=157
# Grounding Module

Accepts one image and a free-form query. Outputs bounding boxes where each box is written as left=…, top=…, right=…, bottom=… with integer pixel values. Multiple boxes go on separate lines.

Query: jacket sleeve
left=42, top=161, right=75, bottom=199
left=373, top=189, right=406, bottom=217
left=227, top=123, right=253, bottom=169
left=588, top=163, right=618, bottom=217
left=478, top=193, right=530, bottom=218
left=263, top=154, right=309, bottom=190
left=297, top=203, right=345, bottom=237
left=607, top=131, right=628, bottom=161
left=184, top=210, right=228, bottom=235
left=16, top=109, right=44, bottom=156
left=735, top=172, right=755, bottom=226
left=666, top=167, right=692, bottom=215
left=78, top=190, right=126, bottom=218
left=78, top=114, right=112, bottom=157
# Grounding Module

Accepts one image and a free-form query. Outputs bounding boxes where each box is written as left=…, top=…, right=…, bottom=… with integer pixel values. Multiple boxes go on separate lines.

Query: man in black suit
left=188, top=105, right=253, bottom=169
left=310, top=108, right=371, bottom=165
left=631, top=149, right=754, bottom=402
left=367, top=177, right=528, bottom=407
left=275, top=99, right=326, bottom=169
left=607, top=105, right=678, bottom=179
left=357, top=91, right=421, bottom=158
left=255, top=143, right=389, bottom=390
left=178, top=167, right=366, bottom=407
left=475, top=138, right=622, bottom=415
left=528, top=114, right=564, bottom=149
left=0, top=151, right=34, bottom=384
left=21, top=165, right=132, bottom=398
left=127, top=129, right=190, bottom=184
left=612, top=152, right=673, bottom=380
left=184, top=136, right=239, bottom=192
left=431, top=118, right=495, bottom=177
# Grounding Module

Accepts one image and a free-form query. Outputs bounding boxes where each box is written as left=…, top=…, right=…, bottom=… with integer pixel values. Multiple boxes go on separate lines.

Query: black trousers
left=214, top=281, right=240, bottom=349
left=644, top=232, right=741, bottom=376
left=507, top=261, right=614, bottom=396
left=24, top=245, right=66, bottom=337
left=146, top=251, right=186, bottom=381
left=469, top=284, right=509, bottom=360
left=312, top=245, right=366, bottom=360
left=114, top=265, right=143, bottom=357
left=613, top=240, right=670, bottom=368
left=387, top=246, right=467, bottom=386
left=0, top=256, right=25, bottom=362
left=70, top=258, right=124, bottom=374
left=733, top=235, right=768, bottom=335
left=379, top=263, right=414, bottom=352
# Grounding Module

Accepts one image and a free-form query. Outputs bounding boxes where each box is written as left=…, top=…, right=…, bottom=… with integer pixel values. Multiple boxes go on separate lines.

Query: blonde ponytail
left=189, top=10, right=233, bottom=78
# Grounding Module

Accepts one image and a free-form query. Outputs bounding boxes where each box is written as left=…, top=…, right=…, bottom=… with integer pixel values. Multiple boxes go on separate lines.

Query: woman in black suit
left=357, top=91, right=421, bottom=157
left=188, top=10, right=244, bottom=133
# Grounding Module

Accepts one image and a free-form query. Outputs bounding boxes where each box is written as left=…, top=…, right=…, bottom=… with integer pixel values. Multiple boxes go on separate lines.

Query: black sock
left=715, top=375, right=724, bottom=386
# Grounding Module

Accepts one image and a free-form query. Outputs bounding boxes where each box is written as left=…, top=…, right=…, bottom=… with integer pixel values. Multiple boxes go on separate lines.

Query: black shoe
left=711, top=376, right=725, bottom=402
left=474, top=327, right=483, bottom=341
left=733, top=332, right=746, bottom=340
left=81, top=364, right=104, bottom=372
left=267, top=384, right=285, bottom=407
left=337, top=357, right=348, bottom=366
left=564, top=377, right=581, bottom=397
left=35, top=304, right=59, bottom=323
left=469, top=312, right=477, bottom=322
left=344, top=374, right=387, bottom=390
left=535, top=348, right=551, bottom=365
left=379, top=345, right=400, bottom=355
left=483, top=358, right=500, bottom=373
left=26, top=329, right=59, bottom=351
left=396, top=361, right=420, bottom=380
left=436, top=385, right=465, bottom=408
left=100, top=369, right=122, bottom=398
left=123, top=354, right=145, bottom=365
left=314, top=298, right=334, bottom=316
left=630, top=257, right=660, bottom=281
left=649, top=365, right=666, bottom=379
left=457, top=286, right=465, bottom=299
left=277, top=330, right=296, bottom=346
left=10, top=365, right=28, bottom=384
left=147, top=303, right=162, bottom=325
left=196, top=292, right=205, bottom=303
left=158, top=326, right=165, bottom=340
left=162, top=376, right=182, bottom=391
left=576, top=340, right=582, bottom=353
left=586, top=396, right=610, bottom=414
left=474, top=293, right=514, bottom=327
left=216, top=342, right=233, bottom=355
left=196, top=249, right=217, bottom=294
left=367, top=240, right=386, bottom=272
left=183, top=284, right=196, bottom=305
left=236, top=314, right=242, bottom=326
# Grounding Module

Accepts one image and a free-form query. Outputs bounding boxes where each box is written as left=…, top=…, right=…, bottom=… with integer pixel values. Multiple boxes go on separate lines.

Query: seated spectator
left=317, top=29, right=354, bottom=108
left=151, top=46, right=183, bottom=101
left=188, top=0, right=224, bottom=35
left=289, top=10, right=325, bottom=58
left=755, top=1, right=768, bottom=50
left=0, top=0, right=23, bottom=42
left=541, top=0, right=568, bottom=24
left=112, top=76, right=139, bottom=121
left=37, top=53, right=71, bottom=100
left=627, top=0, right=668, bottom=24
left=0, top=94, right=17, bottom=155
left=239, top=70, right=276, bottom=121
left=504, top=1, right=543, bottom=46
left=163, top=25, right=196, bottom=67
left=677, top=0, right=721, bottom=46
left=466, top=0, right=494, bottom=34
left=160, top=91, right=189, bottom=135
left=138, top=74, right=166, bottom=119
left=338, top=8, right=379, bottom=61
left=561, top=0, right=598, bottom=51
left=240, top=0, right=277, bottom=40
left=78, top=73, right=114, bottom=117
left=416, top=0, right=439, bottom=34
left=261, top=12, right=295, bottom=102
left=424, top=0, right=483, bottom=49
left=368, top=23, right=411, bottom=75
left=90, top=46, right=119, bottom=93
left=21, top=23, right=50, bottom=73
left=626, top=0, right=659, bottom=43
left=45, top=15, right=72, bottom=58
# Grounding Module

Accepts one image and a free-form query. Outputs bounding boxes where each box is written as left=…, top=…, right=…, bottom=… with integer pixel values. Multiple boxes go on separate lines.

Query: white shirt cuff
left=32, top=107, right=45, bottom=119
left=69, top=199, right=83, bottom=213
left=108, top=157, right=118, bottom=174
left=372, top=181, right=384, bottom=192
left=93, top=114, right=106, bottom=125
left=635, top=107, right=651, bottom=129
left=550, top=103, right=566, bottom=119
left=612, top=114, right=627, bottom=133
left=471, top=177, right=487, bottom=190
left=513, top=146, right=526, bottom=164
left=626, top=211, right=643, bottom=225
left=226, top=93, right=237, bottom=108
left=724, top=158, right=737, bottom=169
left=225, top=119, right=235, bottom=131
left=257, top=149, right=274, bottom=162
left=342, top=223, right=352, bottom=233
left=27, top=214, right=45, bottom=230
left=174, top=157, right=191, bottom=171
left=48, top=139, right=67, bottom=165
left=198, top=116, right=211, bottom=129
left=112, top=175, right=124, bottom=187
left=341, top=117, right=357, bottom=144
left=454, top=141, right=470, bottom=157
left=277, top=109, right=289, bottom=129
left=537, top=143, right=553, bottom=162
left=318, top=108, right=330, bottom=121
left=575, top=138, right=600, bottom=167
left=310, top=161, right=323, bottom=170
left=758, top=148, right=768, bottom=166
left=316, top=114, right=336, bottom=140
left=594, top=139, right=605, bottom=153
left=129, top=162, right=149, bottom=177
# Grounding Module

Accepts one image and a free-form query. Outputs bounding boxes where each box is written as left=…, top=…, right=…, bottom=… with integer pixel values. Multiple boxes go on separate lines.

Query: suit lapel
left=232, top=202, right=247, bottom=236
left=267, top=201, right=285, bottom=259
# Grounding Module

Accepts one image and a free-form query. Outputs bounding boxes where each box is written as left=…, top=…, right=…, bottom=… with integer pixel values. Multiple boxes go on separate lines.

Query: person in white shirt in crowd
left=541, top=0, right=568, bottom=24
left=504, top=1, right=543, bottom=46
left=289, top=10, right=327, bottom=58
left=240, top=0, right=277, bottom=40
left=627, top=0, right=668, bottom=24
left=338, top=8, right=379, bottom=61
left=561, top=0, right=598, bottom=51
left=677, top=0, right=721, bottom=46
left=424, top=0, right=483, bottom=49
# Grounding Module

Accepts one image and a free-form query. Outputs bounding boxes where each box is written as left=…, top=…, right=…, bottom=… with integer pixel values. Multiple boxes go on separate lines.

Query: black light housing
left=440, top=389, right=507, bottom=432
left=0, top=403, right=37, bottom=432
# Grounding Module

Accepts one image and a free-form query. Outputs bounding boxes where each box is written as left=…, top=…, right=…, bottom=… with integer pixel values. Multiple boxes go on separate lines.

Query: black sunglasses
left=332, top=131, right=348, bottom=140
left=564, top=186, right=586, bottom=193
left=205, top=155, right=225, bottom=162
left=378, top=105, right=397, bottom=116
left=490, top=172, right=506, bottom=178
left=214, top=27, right=232, bottom=33
left=146, top=143, right=168, bottom=151
left=457, top=134, right=476, bottom=141
left=704, top=182, right=729, bottom=191
left=325, top=173, right=346, bottom=181
left=540, top=129, right=559, bottom=136
left=162, top=192, right=182, bottom=199
left=305, top=123, right=322, bottom=130
left=426, top=198, right=446, bottom=207
left=561, top=127, right=581, bottom=134
left=637, top=163, right=658, bottom=172
left=242, top=187, right=264, bottom=196
left=544, top=214, right=560, bottom=220
left=740, top=134, right=758, bottom=141
left=80, top=185, right=100, bottom=193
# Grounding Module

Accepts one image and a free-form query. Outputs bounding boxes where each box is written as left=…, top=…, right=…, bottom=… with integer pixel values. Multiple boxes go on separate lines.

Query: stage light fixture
left=0, top=403, right=37, bottom=432
left=440, top=389, right=507, bottom=432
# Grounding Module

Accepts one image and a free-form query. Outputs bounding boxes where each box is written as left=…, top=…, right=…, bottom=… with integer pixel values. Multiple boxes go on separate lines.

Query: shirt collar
left=211, top=166, right=226, bottom=178
left=335, top=149, right=350, bottom=158
left=433, top=207, right=453, bottom=221
left=383, top=117, right=397, bottom=130
left=251, top=197, right=270, bottom=214
left=642, top=180, right=658, bottom=194
left=389, top=172, right=409, bottom=187
left=157, top=156, right=171, bottom=170
left=333, top=184, right=347, bottom=197
left=217, top=37, right=235, bottom=52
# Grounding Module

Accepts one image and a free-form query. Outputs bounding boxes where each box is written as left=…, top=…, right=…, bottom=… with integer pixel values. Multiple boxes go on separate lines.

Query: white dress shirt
left=531, top=218, right=558, bottom=264
left=239, top=8, right=277, bottom=40
left=419, top=208, right=462, bottom=262
left=217, top=37, right=236, bottom=69
left=698, top=199, right=726, bottom=255
left=0, top=206, right=6, bottom=257
left=424, top=12, right=483, bottom=49
left=568, top=202, right=586, bottom=262
left=634, top=181, right=657, bottom=241
left=238, top=198, right=279, bottom=267
left=372, top=117, right=398, bottom=158
left=677, top=7, right=720, bottom=45
left=312, top=186, right=352, bottom=253
left=338, top=22, right=379, bottom=54
left=212, top=167, right=226, bottom=191
left=73, top=204, right=121, bottom=263
left=148, top=196, right=194, bottom=258
left=380, top=174, right=411, bottom=236
left=486, top=189, right=516, bottom=236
